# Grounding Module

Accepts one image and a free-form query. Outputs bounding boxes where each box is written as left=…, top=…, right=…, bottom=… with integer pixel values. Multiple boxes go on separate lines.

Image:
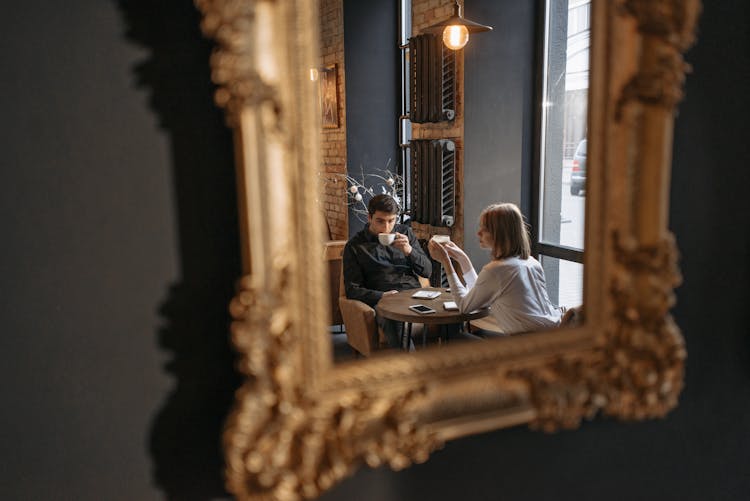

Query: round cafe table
left=375, top=287, right=489, bottom=349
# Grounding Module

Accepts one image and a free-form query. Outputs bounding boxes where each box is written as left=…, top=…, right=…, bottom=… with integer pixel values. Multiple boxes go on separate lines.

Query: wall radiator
left=409, top=139, right=456, bottom=228
left=409, top=34, right=455, bottom=123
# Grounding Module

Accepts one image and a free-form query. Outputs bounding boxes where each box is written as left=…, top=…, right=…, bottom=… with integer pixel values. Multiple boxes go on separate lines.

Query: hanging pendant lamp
left=424, top=1, right=493, bottom=50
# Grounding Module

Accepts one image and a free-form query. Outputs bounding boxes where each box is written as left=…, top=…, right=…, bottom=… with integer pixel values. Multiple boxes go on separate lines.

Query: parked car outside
left=570, top=139, right=586, bottom=196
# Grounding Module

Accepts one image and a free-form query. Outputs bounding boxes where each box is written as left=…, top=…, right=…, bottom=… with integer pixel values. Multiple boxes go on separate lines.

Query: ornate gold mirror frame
left=195, top=0, right=700, bottom=499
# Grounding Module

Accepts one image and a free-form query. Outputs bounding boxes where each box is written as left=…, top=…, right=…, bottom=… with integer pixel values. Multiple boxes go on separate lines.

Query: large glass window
left=534, top=0, right=590, bottom=308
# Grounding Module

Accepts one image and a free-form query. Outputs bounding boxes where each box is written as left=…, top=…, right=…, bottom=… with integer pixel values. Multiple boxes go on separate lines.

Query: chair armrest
left=468, top=316, right=504, bottom=335
left=324, top=240, right=347, bottom=260
left=561, top=305, right=584, bottom=327
left=338, top=296, right=378, bottom=356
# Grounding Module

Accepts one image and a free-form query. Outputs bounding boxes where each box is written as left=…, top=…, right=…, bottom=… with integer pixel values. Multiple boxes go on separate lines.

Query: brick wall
left=319, top=0, right=348, bottom=241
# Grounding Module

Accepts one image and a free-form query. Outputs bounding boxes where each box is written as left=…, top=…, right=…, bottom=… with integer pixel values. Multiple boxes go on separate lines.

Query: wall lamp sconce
left=424, top=1, right=493, bottom=50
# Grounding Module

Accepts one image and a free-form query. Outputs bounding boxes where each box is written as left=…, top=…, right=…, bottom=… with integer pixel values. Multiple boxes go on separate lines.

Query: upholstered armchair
left=339, top=271, right=429, bottom=356
left=337, top=272, right=377, bottom=356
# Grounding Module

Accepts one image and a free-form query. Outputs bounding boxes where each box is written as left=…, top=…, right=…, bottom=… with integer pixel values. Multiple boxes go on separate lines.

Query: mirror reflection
left=319, top=0, right=590, bottom=361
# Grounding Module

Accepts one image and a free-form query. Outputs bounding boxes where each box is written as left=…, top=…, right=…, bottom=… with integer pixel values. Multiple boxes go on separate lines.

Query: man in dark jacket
left=343, top=194, right=432, bottom=349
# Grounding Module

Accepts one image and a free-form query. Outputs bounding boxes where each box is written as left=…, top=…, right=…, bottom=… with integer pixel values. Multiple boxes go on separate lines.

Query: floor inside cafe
left=330, top=324, right=487, bottom=363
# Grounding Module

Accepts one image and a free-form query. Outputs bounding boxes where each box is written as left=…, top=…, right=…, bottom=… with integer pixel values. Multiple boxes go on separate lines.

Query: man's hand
left=392, top=232, right=412, bottom=255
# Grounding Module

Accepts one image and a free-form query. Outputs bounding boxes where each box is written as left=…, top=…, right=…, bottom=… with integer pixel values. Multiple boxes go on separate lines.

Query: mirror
left=323, top=0, right=591, bottom=360
left=195, top=0, right=700, bottom=498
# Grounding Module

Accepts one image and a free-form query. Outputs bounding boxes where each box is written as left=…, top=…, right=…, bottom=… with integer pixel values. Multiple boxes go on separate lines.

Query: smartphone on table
left=408, top=304, right=436, bottom=314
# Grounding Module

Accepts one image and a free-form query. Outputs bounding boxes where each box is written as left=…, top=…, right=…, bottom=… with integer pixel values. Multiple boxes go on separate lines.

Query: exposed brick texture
left=319, top=0, right=348, bottom=240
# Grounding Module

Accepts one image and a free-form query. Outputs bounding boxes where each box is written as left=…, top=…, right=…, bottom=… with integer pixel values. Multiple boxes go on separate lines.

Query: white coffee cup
left=431, top=235, right=450, bottom=244
left=378, top=233, right=395, bottom=245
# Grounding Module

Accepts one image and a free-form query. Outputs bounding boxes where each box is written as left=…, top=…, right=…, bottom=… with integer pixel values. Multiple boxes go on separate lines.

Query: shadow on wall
left=116, top=1, right=242, bottom=499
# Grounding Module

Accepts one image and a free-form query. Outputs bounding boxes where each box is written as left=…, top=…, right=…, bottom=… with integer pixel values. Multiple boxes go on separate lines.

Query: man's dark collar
left=361, top=224, right=378, bottom=242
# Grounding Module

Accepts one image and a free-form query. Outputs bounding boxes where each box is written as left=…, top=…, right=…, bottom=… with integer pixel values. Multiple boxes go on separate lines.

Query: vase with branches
left=342, top=160, right=405, bottom=224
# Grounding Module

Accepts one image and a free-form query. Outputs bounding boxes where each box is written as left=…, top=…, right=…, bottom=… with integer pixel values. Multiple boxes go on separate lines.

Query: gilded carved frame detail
left=195, top=0, right=700, bottom=499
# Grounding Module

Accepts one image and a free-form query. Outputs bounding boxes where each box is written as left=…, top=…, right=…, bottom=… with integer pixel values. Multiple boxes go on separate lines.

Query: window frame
left=530, top=0, right=586, bottom=267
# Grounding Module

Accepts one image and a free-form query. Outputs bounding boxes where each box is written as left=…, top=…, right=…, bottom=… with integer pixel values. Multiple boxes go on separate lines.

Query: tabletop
left=375, top=287, right=489, bottom=325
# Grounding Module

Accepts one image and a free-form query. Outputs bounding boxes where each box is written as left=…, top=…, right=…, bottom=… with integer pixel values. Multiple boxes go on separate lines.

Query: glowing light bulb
left=443, top=24, right=469, bottom=50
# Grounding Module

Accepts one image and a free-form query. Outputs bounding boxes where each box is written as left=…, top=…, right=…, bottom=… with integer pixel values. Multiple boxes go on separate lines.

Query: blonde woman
left=428, top=203, right=562, bottom=335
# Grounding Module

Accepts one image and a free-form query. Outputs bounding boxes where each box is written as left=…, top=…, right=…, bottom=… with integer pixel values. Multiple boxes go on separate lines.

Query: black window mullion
left=533, top=242, right=583, bottom=264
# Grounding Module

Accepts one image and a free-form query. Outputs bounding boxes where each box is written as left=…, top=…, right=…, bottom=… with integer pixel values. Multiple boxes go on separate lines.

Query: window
left=533, top=0, right=590, bottom=308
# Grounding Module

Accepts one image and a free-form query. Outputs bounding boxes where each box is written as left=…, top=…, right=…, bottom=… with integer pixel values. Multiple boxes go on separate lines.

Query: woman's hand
left=427, top=240, right=450, bottom=265
left=441, top=241, right=471, bottom=270
left=445, top=241, right=471, bottom=269
left=442, top=241, right=466, bottom=259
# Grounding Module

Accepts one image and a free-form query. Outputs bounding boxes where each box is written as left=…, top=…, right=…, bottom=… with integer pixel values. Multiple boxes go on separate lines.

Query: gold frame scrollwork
left=195, top=0, right=701, bottom=499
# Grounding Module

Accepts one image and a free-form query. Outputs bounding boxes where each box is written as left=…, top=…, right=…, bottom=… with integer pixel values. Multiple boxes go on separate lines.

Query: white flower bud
left=386, top=177, right=394, bottom=186
left=349, top=185, right=358, bottom=194
left=354, top=193, right=363, bottom=202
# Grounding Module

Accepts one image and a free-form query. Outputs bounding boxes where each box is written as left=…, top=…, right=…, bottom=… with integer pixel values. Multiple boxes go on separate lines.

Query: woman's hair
left=480, top=203, right=531, bottom=260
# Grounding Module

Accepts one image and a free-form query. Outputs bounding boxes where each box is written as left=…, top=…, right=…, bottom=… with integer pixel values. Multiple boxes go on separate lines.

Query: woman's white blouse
left=446, top=256, right=562, bottom=334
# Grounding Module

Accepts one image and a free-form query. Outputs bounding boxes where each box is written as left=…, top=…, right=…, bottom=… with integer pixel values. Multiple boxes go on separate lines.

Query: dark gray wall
left=463, top=0, right=536, bottom=268
left=1, top=1, right=240, bottom=499
left=343, top=0, right=399, bottom=234
left=1, top=1, right=748, bottom=500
